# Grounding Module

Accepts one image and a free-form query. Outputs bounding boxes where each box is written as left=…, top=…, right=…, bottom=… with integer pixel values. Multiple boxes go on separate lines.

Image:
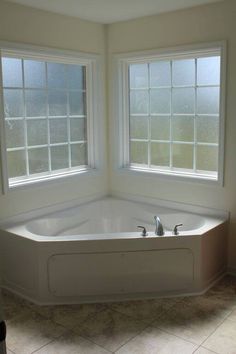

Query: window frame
left=0, top=41, right=103, bottom=193
left=113, top=41, right=226, bottom=185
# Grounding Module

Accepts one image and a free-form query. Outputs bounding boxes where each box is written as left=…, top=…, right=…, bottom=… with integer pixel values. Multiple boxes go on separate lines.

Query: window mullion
left=45, top=62, right=52, bottom=173
left=66, top=66, right=72, bottom=169
left=22, top=59, right=30, bottom=177
left=170, top=60, right=173, bottom=170
left=0, top=60, right=9, bottom=193
left=148, top=63, right=151, bottom=168
left=193, top=58, right=197, bottom=173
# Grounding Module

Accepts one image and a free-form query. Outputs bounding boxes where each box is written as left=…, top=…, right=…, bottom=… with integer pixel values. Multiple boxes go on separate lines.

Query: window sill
left=116, top=166, right=222, bottom=186
left=7, top=167, right=100, bottom=192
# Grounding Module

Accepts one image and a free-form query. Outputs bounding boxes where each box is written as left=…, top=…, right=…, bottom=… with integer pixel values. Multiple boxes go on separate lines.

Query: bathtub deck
left=2, top=275, right=236, bottom=354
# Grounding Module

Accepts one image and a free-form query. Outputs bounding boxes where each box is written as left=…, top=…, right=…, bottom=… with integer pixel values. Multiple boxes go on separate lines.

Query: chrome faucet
left=154, top=216, right=164, bottom=236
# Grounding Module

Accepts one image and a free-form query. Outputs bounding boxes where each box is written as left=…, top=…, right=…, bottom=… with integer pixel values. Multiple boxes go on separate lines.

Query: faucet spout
left=154, top=216, right=164, bottom=236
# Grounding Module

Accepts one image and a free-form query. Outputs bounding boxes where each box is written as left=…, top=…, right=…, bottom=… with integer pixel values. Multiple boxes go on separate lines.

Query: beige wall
left=108, top=0, right=236, bottom=269
left=0, top=1, right=108, bottom=219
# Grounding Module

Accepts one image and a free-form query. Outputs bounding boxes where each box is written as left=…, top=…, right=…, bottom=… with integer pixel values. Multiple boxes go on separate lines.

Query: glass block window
left=1, top=56, right=89, bottom=186
left=128, top=50, right=223, bottom=180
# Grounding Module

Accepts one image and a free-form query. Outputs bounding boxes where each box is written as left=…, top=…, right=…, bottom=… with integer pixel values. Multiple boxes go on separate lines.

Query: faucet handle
left=173, top=223, right=183, bottom=235
left=137, top=226, right=148, bottom=237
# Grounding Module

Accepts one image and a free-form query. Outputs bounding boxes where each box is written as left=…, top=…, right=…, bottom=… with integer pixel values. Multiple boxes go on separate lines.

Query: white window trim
left=113, top=41, right=227, bottom=186
left=0, top=41, right=104, bottom=193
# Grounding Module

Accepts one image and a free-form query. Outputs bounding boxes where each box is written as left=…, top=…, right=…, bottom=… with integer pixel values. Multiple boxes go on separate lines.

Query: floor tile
left=2, top=291, right=32, bottom=321
left=205, top=276, right=236, bottom=311
left=227, top=309, right=236, bottom=322
left=6, top=310, right=67, bottom=354
left=115, top=326, right=197, bottom=354
left=74, top=308, right=147, bottom=352
left=7, top=349, right=14, bottom=354
left=181, top=293, right=233, bottom=319
left=34, top=331, right=110, bottom=354
left=109, top=297, right=178, bottom=323
left=204, top=318, right=236, bottom=354
left=48, top=302, right=107, bottom=329
left=2, top=275, right=236, bottom=354
left=194, top=347, right=217, bottom=353
left=152, top=299, right=225, bottom=345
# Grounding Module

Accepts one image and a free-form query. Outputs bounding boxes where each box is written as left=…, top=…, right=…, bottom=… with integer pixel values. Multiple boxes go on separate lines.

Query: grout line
left=147, top=321, right=200, bottom=347
left=192, top=345, right=201, bottom=353
left=70, top=330, right=114, bottom=354
left=112, top=301, right=185, bottom=352
left=66, top=306, right=154, bottom=353
left=200, top=346, right=218, bottom=353
left=141, top=298, right=232, bottom=349
left=7, top=347, right=16, bottom=354
left=195, top=313, right=231, bottom=350
left=31, top=337, right=60, bottom=354
left=112, top=322, right=152, bottom=353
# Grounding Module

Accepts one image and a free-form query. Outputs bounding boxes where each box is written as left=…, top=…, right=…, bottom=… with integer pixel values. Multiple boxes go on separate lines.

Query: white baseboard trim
left=0, top=271, right=227, bottom=306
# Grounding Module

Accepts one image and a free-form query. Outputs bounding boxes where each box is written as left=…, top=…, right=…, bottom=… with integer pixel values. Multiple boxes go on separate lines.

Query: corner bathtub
left=0, top=197, right=228, bottom=305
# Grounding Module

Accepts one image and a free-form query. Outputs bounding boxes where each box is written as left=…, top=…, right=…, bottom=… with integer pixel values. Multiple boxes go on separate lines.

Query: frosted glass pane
left=197, top=87, right=220, bottom=114
left=130, top=141, right=148, bottom=165
left=24, top=60, right=46, bottom=88
left=173, top=144, right=193, bottom=169
left=27, top=119, right=47, bottom=146
left=150, top=61, right=171, bottom=87
left=4, top=89, right=24, bottom=118
left=47, top=63, right=67, bottom=89
left=150, top=89, right=171, bottom=114
left=197, top=56, right=220, bottom=85
left=28, top=148, right=48, bottom=174
left=7, top=150, right=26, bottom=178
left=2, top=57, right=23, bottom=88
left=51, top=145, right=69, bottom=171
left=151, top=142, right=170, bottom=166
left=173, top=88, right=195, bottom=114
left=197, top=116, right=219, bottom=143
left=71, top=143, right=87, bottom=167
left=172, top=59, right=195, bottom=86
left=67, top=65, right=85, bottom=90
left=130, top=90, right=148, bottom=115
left=50, top=118, right=68, bottom=144
left=172, top=116, right=194, bottom=142
left=151, top=116, right=170, bottom=141
left=25, top=90, right=47, bottom=117
left=130, top=116, right=148, bottom=139
left=48, top=90, right=67, bottom=116
left=129, top=64, right=148, bottom=88
left=69, top=91, right=86, bottom=116
left=197, top=145, right=218, bottom=172
left=5, top=120, right=24, bottom=148
left=70, top=118, right=87, bottom=141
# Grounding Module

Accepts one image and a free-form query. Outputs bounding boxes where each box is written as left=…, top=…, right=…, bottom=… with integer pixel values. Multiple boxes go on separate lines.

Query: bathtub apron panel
left=48, top=249, right=194, bottom=297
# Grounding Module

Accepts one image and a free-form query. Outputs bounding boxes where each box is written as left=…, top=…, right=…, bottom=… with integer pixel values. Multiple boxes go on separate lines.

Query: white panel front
left=48, top=248, right=194, bottom=297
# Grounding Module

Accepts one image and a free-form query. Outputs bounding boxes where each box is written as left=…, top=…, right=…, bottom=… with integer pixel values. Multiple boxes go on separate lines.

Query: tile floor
left=2, top=275, right=236, bottom=354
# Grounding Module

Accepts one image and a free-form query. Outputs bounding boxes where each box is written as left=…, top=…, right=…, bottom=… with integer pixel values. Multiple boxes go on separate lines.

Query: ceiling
left=5, top=0, right=224, bottom=24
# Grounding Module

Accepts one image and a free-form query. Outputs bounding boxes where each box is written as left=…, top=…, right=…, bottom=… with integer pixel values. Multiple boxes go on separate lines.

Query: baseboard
left=0, top=271, right=228, bottom=306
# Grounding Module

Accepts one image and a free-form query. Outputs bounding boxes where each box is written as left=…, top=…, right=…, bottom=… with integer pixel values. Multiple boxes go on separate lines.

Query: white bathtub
left=0, top=197, right=228, bottom=304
